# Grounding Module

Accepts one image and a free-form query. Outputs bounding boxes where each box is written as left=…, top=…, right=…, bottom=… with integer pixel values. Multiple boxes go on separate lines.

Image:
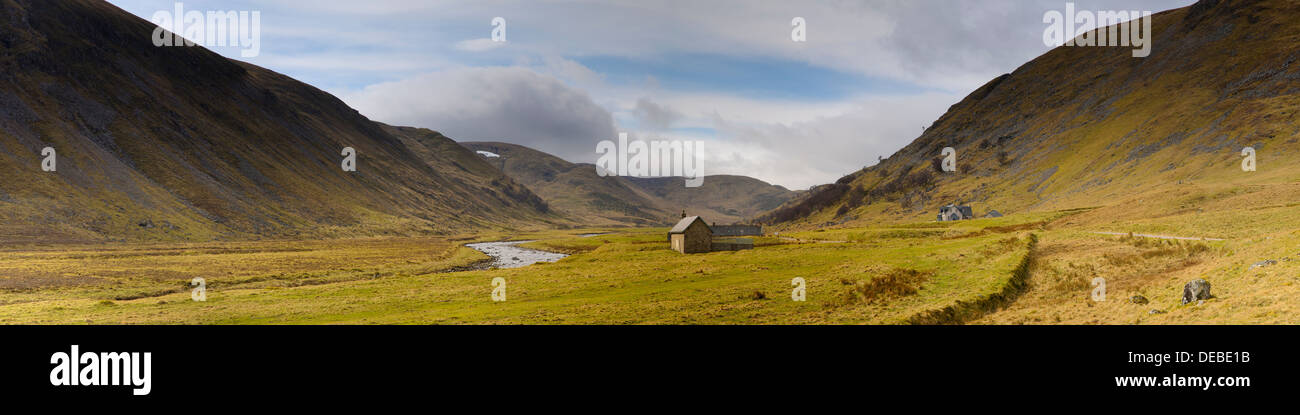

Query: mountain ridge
left=0, top=0, right=558, bottom=243
left=761, top=0, right=1300, bottom=230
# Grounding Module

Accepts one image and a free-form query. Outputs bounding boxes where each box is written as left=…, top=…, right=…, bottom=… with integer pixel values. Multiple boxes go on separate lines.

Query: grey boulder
left=1182, top=279, right=1213, bottom=305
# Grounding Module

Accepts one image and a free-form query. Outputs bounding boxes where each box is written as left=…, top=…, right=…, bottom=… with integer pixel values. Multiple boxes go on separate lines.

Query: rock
left=1130, top=295, right=1149, bottom=305
left=1249, top=260, right=1277, bottom=270
left=1149, top=309, right=1167, bottom=315
left=1182, top=279, right=1213, bottom=305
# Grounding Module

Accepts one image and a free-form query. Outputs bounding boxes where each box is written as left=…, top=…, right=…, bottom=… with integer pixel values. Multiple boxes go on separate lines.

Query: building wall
left=670, top=234, right=686, bottom=253
left=938, top=206, right=973, bottom=221
left=713, top=225, right=762, bottom=237
left=711, top=238, right=755, bottom=251
left=683, top=222, right=712, bottom=253
left=670, top=227, right=712, bottom=253
left=667, top=221, right=712, bottom=254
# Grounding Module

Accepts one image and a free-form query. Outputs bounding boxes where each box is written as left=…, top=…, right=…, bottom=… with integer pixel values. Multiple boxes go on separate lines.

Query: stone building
left=937, top=205, right=974, bottom=221
left=712, top=224, right=763, bottom=237
left=668, top=216, right=713, bottom=254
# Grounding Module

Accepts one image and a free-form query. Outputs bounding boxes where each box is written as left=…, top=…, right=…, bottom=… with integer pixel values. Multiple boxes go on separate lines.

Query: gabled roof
left=669, top=216, right=712, bottom=234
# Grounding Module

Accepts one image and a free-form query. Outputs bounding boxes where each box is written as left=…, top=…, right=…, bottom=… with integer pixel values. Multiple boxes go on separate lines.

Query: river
left=464, top=241, right=568, bottom=269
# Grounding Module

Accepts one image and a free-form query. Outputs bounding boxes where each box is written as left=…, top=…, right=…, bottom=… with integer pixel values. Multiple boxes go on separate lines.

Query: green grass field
left=0, top=223, right=1034, bottom=324
left=2, top=189, right=1298, bottom=325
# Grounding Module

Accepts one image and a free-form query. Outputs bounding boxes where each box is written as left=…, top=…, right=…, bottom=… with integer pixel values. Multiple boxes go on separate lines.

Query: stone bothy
left=668, top=216, right=713, bottom=254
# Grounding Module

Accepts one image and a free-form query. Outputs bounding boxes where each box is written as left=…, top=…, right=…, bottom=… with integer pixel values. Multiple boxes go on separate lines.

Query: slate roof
left=669, top=216, right=711, bottom=234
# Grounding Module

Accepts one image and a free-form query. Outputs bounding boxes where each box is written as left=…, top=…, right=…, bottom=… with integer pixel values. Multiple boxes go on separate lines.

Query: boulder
left=1181, top=279, right=1213, bottom=305
left=1130, top=295, right=1149, bottom=305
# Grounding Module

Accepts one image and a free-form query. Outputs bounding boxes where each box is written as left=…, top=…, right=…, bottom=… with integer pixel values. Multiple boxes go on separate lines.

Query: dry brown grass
left=975, top=231, right=1233, bottom=324
left=839, top=268, right=933, bottom=305
left=0, top=237, right=480, bottom=307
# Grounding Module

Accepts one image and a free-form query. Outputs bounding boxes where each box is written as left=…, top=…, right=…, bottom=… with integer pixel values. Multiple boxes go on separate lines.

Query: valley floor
left=0, top=226, right=1033, bottom=324
left=2, top=182, right=1298, bottom=324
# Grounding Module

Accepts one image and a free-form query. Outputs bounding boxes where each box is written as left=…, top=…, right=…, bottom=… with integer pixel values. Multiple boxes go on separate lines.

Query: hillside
left=0, top=0, right=556, bottom=243
left=621, top=175, right=797, bottom=222
left=762, top=0, right=1300, bottom=231
left=463, top=141, right=797, bottom=225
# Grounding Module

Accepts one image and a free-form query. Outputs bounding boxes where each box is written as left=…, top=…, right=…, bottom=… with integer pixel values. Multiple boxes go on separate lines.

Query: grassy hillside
left=762, top=0, right=1300, bottom=232
left=463, top=142, right=672, bottom=226
left=0, top=0, right=555, bottom=243
left=463, top=141, right=796, bottom=225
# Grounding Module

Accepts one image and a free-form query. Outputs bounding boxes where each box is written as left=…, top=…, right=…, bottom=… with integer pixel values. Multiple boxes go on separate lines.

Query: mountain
left=621, top=175, right=797, bottom=221
left=762, top=0, right=1300, bottom=228
left=0, top=0, right=556, bottom=243
left=462, top=141, right=668, bottom=226
left=462, top=142, right=797, bottom=226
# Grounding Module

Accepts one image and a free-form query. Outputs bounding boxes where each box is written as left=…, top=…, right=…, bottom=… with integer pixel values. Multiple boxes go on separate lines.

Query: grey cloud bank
left=343, top=67, right=617, bottom=164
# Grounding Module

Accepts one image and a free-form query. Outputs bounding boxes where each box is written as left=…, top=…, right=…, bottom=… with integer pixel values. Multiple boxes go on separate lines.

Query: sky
left=108, top=0, right=1195, bottom=190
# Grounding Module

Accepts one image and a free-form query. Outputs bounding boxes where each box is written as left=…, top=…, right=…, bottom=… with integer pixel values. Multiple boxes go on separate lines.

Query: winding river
left=464, top=241, right=568, bottom=269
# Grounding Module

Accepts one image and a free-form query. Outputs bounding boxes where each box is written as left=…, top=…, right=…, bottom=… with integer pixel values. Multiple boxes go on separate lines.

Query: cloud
left=341, top=67, right=617, bottom=162
left=631, top=98, right=684, bottom=130
left=454, top=38, right=505, bottom=52
left=113, top=0, right=1193, bottom=93
left=699, top=92, right=964, bottom=190
left=539, top=55, right=606, bottom=88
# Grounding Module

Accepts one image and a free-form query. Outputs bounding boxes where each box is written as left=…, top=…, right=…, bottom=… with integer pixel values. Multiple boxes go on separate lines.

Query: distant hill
left=463, top=142, right=798, bottom=226
left=621, top=175, right=797, bottom=221
left=762, top=0, right=1300, bottom=229
left=461, top=141, right=670, bottom=226
left=0, top=0, right=556, bottom=242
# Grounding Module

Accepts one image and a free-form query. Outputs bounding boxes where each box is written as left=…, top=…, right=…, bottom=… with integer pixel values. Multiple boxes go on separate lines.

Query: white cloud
left=700, top=92, right=964, bottom=190
left=454, top=38, right=506, bottom=52
left=254, top=52, right=449, bottom=73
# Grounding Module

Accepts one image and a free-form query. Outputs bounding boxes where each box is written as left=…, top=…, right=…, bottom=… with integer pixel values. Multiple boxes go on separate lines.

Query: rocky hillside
left=762, top=0, right=1300, bottom=229
left=0, top=0, right=558, bottom=243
